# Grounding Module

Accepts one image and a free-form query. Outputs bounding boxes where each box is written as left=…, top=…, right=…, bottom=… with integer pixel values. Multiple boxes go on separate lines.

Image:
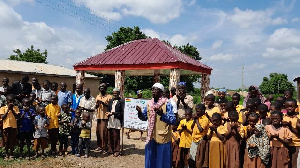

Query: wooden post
left=153, top=69, right=160, bottom=83
left=201, top=74, right=210, bottom=102
left=76, top=70, right=85, bottom=85
left=169, top=68, right=180, bottom=90
left=115, top=70, right=125, bottom=98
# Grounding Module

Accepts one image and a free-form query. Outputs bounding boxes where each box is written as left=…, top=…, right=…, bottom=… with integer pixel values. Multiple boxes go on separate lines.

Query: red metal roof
left=74, top=38, right=212, bottom=75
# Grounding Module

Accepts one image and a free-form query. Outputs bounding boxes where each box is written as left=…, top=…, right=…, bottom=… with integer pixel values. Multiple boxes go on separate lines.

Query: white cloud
left=227, top=8, right=287, bottom=29
left=211, top=40, right=223, bottom=49
left=208, top=53, right=233, bottom=61
left=141, top=29, right=161, bottom=39
left=4, top=0, right=33, bottom=6
left=246, top=63, right=266, bottom=71
left=268, top=28, right=300, bottom=49
left=292, top=18, right=300, bottom=22
left=0, top=1, right=106, bottom=68
left=263, top=47, right=300, bottom=59
left=74, top=0, right=183, bottom=24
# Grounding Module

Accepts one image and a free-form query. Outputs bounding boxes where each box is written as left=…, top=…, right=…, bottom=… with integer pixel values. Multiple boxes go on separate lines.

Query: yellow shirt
left=0, top=106, right=19, bottom=129
left=46, top=103, right=61, bottom=129
left=224, top=122, right=245, bottom=139
left=236, top=105, right=244, bottom=123
left=96, top=94, right=112, bottom=119
left=207, top=125, right=227, bottom=142
left=192, top=115, right=209, bottom=142
left=172, top=131, right=180, bottom=143
left=283, top=114, right=300, bottom=146
left=206, top=106, right=221, bottom=118
left=178, top=119, right=193, bottom=148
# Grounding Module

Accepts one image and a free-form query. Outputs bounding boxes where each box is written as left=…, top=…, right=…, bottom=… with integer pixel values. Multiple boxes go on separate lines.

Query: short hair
left=212, top=113, right=221, bottom=120
left=270, top=101, right=281, bottom=110
left=270, top=110, right=283, bottom=119
left=43, top=80, right=50, bottom=85
left=61, top=104, right=68, bottom=108
left=185, top=108, right=193, bottom=115
left=218, top=99, right=227, bottom=104
left=195, top=103, right=206, bottom=111
left=248, top=112, right=259, bottom=119
left=228, top=110, right=239, bottom=119
left=246, top=99, right=255, bottom=106
left=22, top=98, right=30, bottom=103
left=285, top=98, right=297, bottom=106
left=253, top=97, right=261, bottom=105
left=205, top=94, right=215, bottom=100
left=232, top=93, right=240, bottom=99
left=225, top=101, right=234, bottom=109
left=83, top=112, right=90, bottom=118
left=6, top=94, right=15, bottom=101
left=258, top=104, right=268, bottom=111
left=284, top=89, right=293, bottom=96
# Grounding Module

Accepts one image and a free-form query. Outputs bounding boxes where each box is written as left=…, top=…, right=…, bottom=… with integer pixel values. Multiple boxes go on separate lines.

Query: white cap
left=152, top=83, right=164, bottom=91
left=113, top=88, right=120, bottom=92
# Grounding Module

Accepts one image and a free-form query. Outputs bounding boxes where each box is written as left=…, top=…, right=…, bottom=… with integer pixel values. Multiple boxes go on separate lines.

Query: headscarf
left=246, top=124, right=270, bottom=165
left=243, top=85, right=266, bottom=107
left=177, top=82, right=186, bottom=87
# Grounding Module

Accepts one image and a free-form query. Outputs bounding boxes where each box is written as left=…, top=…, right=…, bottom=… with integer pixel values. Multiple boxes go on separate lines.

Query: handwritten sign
left=123, top=98, right=149, bottom=131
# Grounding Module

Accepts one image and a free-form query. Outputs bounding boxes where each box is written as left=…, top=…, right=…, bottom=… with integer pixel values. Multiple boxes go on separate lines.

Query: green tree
left=259, top=73, right=295, bottom=94
left=9, top=45, right=48, bottom=63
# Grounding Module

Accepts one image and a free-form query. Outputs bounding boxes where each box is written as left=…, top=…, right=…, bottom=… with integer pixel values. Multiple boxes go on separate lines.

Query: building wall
left=0, top=72, right=100, bottom=97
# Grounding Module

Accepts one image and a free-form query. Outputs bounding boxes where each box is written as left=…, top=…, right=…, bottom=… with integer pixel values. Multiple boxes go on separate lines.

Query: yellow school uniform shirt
left=224, top=122, right=245, bottom=139
left=46, top=103, right=61, bottom=129
left=283, top=114, right=300, bottom=146
left=192, top=115, right=209, bottom=142
left=178, top=119, right=193, bottom=148
left=207, top=124, right=227, bottom=142
left=172, top=130, right=180, bottom=143
left=0, top=106, right=19, bottom=129
left=206, top=106, right=221, bottom=118
left=235, top=105, right=244, bottom=123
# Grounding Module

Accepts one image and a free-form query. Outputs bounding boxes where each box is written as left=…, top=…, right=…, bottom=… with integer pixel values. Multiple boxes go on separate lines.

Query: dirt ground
left=2, top=126, right=146, bottom=168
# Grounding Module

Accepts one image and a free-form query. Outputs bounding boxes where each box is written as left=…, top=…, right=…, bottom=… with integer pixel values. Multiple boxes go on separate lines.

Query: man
left=39, top=80, right=56, bottom=106
left=137, top=83, right=176, bottom=168
left=12, top=76, right=32, bottom=102
left=216, top=88, right=228, bottom=104
left=95, top=83, right=112, bottom=152
left=172, top=82, right=193, bottom=121
left=57, top=82, right=72, bottom=107
left=163, top=88, right=177, bottom=115
left=0, top=78, right=12, bottom=95
left=78, top=88, right=96, bottom=123
left=106, top=88, right=124, bottom=157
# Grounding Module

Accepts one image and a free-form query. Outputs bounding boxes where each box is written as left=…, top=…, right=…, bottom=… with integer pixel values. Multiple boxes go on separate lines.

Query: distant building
left=0, top=59, right=99, bottom=96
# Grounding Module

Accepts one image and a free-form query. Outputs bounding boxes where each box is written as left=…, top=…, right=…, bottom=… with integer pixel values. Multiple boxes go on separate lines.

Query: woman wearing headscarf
left=243, top=85, right=266, bottom=107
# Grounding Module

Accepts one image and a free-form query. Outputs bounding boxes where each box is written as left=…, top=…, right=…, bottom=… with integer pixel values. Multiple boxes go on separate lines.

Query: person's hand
left=155, top=108, right=163, bottom=116
left=8, top=103, right=14, bottom=111
left=248, top=143, right=256, bottom=148
left=105, top=112, right=112, bottom=117
left=272, top=133, right=279, bottom=139
left=210, top=125, right=216, bottom=132
left=44, top=124, right=48, bottom=128
left=181, top=124, right=187, bottom=130
left=136, top=106, right=142, bottom=113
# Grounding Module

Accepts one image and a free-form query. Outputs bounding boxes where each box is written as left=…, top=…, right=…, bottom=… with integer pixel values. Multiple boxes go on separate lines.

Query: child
left=232, top=93, right=243, bottom=112
left=171, top=125, right=180, bottom=168
left=207, top=113, right=226, bottom=168
left=264, top=94, right=274, bottom=109
left=265, top=111, right=292, bottom=168
left=282, top=98, right=300, bottom=168
left=269, top=102, right=281, bottom=113
left=216, top=89, right=228, bottom=104
left=70, top=109, right=81, bottom=155
left=177, top=108, right=194, bottom=168
left=58, top=104, right=71, bottom=155
left=222, top=101, right=235, bottom=122
left=46, top=95, right=61, bottom=155
left=225, top=111, right=245, bottom=168
left=205, top=94, right=221, bottom=120
left=0, top=94, right=20, bottom=160
left=219, top=99, right=227, bottom=117
left=258, top=104, right=271, bottom=126
left=244, top=123, right=270, bottom=168
left=276, top=96, right=287, bottom=114
left=243, top=99, right=257, bottom=126
left=33, top=106, right=49, bottom=158
left=77, top=112, right=91, bottom=158
left=18, top=98, right=35, bottom=159
left=190, top=104, right=209, bottom=168
left=29, top=92, right=38, bottom=107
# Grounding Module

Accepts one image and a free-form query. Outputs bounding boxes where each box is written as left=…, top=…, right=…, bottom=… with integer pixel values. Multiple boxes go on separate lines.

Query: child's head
left=29, top=92, right=36, bottom=101
left=51, top=95, right=58, bottom=105
left=6, top=94, right=15, bottom=104
left=248, top=112, right=259, bottom=128
left=267, top=94, right=274, bottom=102
left=276, top=96, right=286, bottom=109
left=253, top=97, right=261, bottom=108
left=285, top=98, right=297, bottom=114
left=270, top=110, right=283, bottom=127
left=185, top=108, right=193, bottom=121
left=61, top=104, right=69, bottom=113
left=76, top=84, right=83, bottom=95
left=232, top=93, right=240, bottom=106
left=22, top=98, right=30, bottom=111
left=43, top=80, right=50, bottom=90
left=75, top=109, right=81, bottom=118
left=195, top=103, right=206, bottom=117
left=257, top=104, right=268, bottom=119
left=60, top=82, right=67, bottom=91
left=37, top=106, right=46, bottom=117
left=228, top=110, right=239, bottom=122
left=211, top=113, right=222, bottom=126
left=270, top=101, right=281, bottom=113
left=205, top=94, right=215, bottom=107
left=219, top=99, right=227, bottom=113
left=246, top=99, right=256, bottom=112
left=225, top=101, right=235, bottom=112
left=52, top=82, right=58, bottom=91
left=82, top=112, right=90, bottom=122
left=284, top=89, right=293, bottom=99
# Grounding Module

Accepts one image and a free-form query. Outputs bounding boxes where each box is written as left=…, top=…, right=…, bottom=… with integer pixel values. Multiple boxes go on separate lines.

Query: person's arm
left=207, top=127, right=214, bottom=140
left=232, top=124, right=242, bottom=141
left=20, top=111, right=26, bottom=119
left=84, top=121, right=92, bottom=130
left=273, top=133, right=291, bottom=146
left=159, top=102, right=176, bottom=125
left=224, top=123, right=232, bottom=139
left=215, top=128, right=225, bottom=142
left=137, top=105, right=148, bottom=121
left=286, top=121, right=299, bottom=135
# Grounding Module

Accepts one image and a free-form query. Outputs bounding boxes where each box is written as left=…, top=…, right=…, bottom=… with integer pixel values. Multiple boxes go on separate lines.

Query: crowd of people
left=0, top=75, right=299, bottom=168
left=0, top=76, right=124, bottom=160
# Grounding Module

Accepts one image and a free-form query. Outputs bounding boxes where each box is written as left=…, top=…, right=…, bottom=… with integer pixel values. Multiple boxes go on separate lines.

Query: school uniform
left=208, top=125, right=227, bottom=168
left=171, top=130, right=180, bottom=168
left=178, top=119, right=194, bottom=167
left=46, top=103, right=61, bottom=152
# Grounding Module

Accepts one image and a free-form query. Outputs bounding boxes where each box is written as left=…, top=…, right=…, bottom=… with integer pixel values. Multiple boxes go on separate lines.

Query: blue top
left=58, top=90, right=72, bottom=107
left=19, top=108, right=36, bottom=132
left=70, top=93, right=83, bottom=119
left=138, top=101, right=176, bottom=125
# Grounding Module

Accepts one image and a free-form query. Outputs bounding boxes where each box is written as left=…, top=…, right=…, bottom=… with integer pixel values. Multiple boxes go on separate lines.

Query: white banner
left=123, top=98, right=149, bottom=131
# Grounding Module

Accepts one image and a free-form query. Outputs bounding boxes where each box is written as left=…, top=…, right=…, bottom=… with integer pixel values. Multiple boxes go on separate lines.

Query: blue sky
left=1, top=0, right=300, bottom=89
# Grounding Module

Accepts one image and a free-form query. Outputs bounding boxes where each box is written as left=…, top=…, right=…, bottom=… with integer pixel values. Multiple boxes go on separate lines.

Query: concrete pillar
left=76, top=70, right=85, bottom=85
left=153, top=69, right=160, bottom=83
left=169, top=68, right=180, bottom=90
left=201, top=74, right=210, bottom=102
left=115, top=70, right=125, bottom=98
